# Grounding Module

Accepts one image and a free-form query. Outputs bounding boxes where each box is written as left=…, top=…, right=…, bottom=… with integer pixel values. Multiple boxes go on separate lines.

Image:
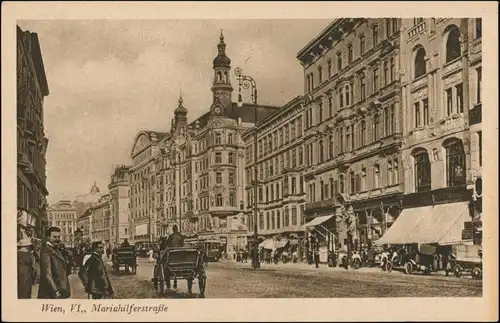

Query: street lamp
left=235, top=67, right=260, bottom=269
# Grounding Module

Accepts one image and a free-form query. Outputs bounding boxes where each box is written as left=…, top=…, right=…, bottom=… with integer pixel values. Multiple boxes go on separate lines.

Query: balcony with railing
left=407, top=21, right=426, bottom=40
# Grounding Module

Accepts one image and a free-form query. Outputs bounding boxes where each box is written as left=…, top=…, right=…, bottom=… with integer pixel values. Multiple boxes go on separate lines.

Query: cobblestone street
left=106, top=259, right=482, bottom=299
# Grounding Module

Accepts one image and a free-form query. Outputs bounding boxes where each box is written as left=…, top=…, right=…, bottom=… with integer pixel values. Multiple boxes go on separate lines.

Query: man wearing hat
left=17, top=238, right=38, bottom=298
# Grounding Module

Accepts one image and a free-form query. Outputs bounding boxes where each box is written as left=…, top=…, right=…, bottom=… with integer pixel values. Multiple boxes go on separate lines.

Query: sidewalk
left=232, top=260, right=455, bottom=277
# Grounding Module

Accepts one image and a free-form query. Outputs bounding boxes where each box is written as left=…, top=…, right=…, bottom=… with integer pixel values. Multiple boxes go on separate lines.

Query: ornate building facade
left=242, top=96, right=307, bottom=250
left=108, top=165, right=132, bottom=246
left=383, top=18, right=482, bottom=247
left=129, top=32, right=279, bottom=251
left=17, top=26, right=50, bottom=240
left=47, top=200, right=77, bottom=246
left=297, top=18, right=403, bottom=252
left=129, top=131, right=168, bottom=242
left=90, top=194, right=111, bottom=243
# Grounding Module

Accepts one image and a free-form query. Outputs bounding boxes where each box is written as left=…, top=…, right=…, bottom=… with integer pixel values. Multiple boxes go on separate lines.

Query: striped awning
left=375, top=206, right=429, bottom=245
left=376, top=202, right=470, bottom=246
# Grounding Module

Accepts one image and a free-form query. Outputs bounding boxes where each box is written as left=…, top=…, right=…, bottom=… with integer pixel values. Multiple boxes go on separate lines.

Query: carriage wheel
left=198, top=276, right=206, bottom=298
left=385, top=261, right=393, bottom=273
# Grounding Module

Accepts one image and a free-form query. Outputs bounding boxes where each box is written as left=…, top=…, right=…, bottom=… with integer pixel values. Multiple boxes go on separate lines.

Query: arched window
left=414, top=47, right=427, bottom=78
left=223, top=71, right=228, bottom=82
left=345, top=85, right=350, bottom=106
left=413, top=149, right=431, bottom=192
left=444, top=139, right=466, bottom=187
left=338, top=174, right=345, bottom=194
left=446, top=27, right=461, bottom=63
left=217, top=71, right=222, bottom=82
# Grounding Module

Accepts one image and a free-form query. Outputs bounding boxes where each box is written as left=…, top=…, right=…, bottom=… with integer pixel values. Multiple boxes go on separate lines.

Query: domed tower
left=210, top=30, right=233, bottom=117
left=173, top=94, right=188, bottom=135
left=90, top=181, right=100, bottom=194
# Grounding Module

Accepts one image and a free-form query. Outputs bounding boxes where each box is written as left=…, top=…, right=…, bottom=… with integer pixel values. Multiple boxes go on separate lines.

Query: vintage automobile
left=112, top=246, right=138, bottom=274
left=450, top=244, right=482, bottom=280
left=152, top=247, right=207, bottom=298
left=385, top=244, right=436, bottom=275
left=336, top=250, right=363, bottom=269
left=403, top=244, right=436, bottom=275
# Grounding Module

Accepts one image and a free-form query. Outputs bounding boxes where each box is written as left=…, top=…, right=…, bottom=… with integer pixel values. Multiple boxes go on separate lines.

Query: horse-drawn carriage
left=152, top=247, right=207, bottom=298
left=112, top=246, right=138, bottom=274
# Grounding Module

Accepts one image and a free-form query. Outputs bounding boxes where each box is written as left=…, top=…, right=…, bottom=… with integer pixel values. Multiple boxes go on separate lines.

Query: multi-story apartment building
left=379, top=18, right=483, bottom=247
left=47, top=200, right=77, bottom=246
left=297, top=18, right=403, bottom=253
left=129, top=32, right=279, bottom=251
left=242, top=96, right=307, bottom=252
left=108, top=165, right=132, bottom=246
left=77, top=208, right=92, bottom=242
left=17, top=26, right=50, bottom=240
left=129, top=131, right=168, bottom=243
left=87, top=194, right=111, bottom=243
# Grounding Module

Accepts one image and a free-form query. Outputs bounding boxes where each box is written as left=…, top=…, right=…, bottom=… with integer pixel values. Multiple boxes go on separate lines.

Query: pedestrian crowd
left=17, top=226, right=115, bottom=299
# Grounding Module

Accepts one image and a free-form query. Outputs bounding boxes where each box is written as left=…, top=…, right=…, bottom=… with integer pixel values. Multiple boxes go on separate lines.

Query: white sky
left=17, top=19, right=331, bottom=204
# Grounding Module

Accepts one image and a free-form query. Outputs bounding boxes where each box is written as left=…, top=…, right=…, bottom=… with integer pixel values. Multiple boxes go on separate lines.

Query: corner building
left=129, top=32, right=279, bottom=250
left=380, top=18, right=483, bottom=247
left=297, top=18, right=403, bottom=253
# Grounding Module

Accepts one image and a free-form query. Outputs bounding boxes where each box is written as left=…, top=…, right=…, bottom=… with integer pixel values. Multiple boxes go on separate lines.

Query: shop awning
left=302, top=214, right=335, bottom=230
left=437, top=203, right=471, bottom=245
left=275, top=239, right=288, bottom=249
left=404, top=202, right=469, bottom=245
left=259, top=239, right=275, bottom=250
left=375, top=206, right=429, bottom=245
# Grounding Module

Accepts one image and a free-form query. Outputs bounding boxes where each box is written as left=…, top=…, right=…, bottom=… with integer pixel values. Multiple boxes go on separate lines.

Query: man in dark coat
left=121, top=239, right=131, bottom=247
left=38, top=227, right=71, bottom=299
left=17, top=238, right=38, bottom=298
left=166, top=225, right=184, bottom=248
left=79, top=241, right=114, bottom=299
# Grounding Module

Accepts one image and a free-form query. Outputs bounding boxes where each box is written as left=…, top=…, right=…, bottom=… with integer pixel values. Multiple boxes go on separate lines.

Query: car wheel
left=472, top=267, right=482, bottom=280
left=405, top=262, right=414, bottom=275
left=385, top=261, right=393, bottom=273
